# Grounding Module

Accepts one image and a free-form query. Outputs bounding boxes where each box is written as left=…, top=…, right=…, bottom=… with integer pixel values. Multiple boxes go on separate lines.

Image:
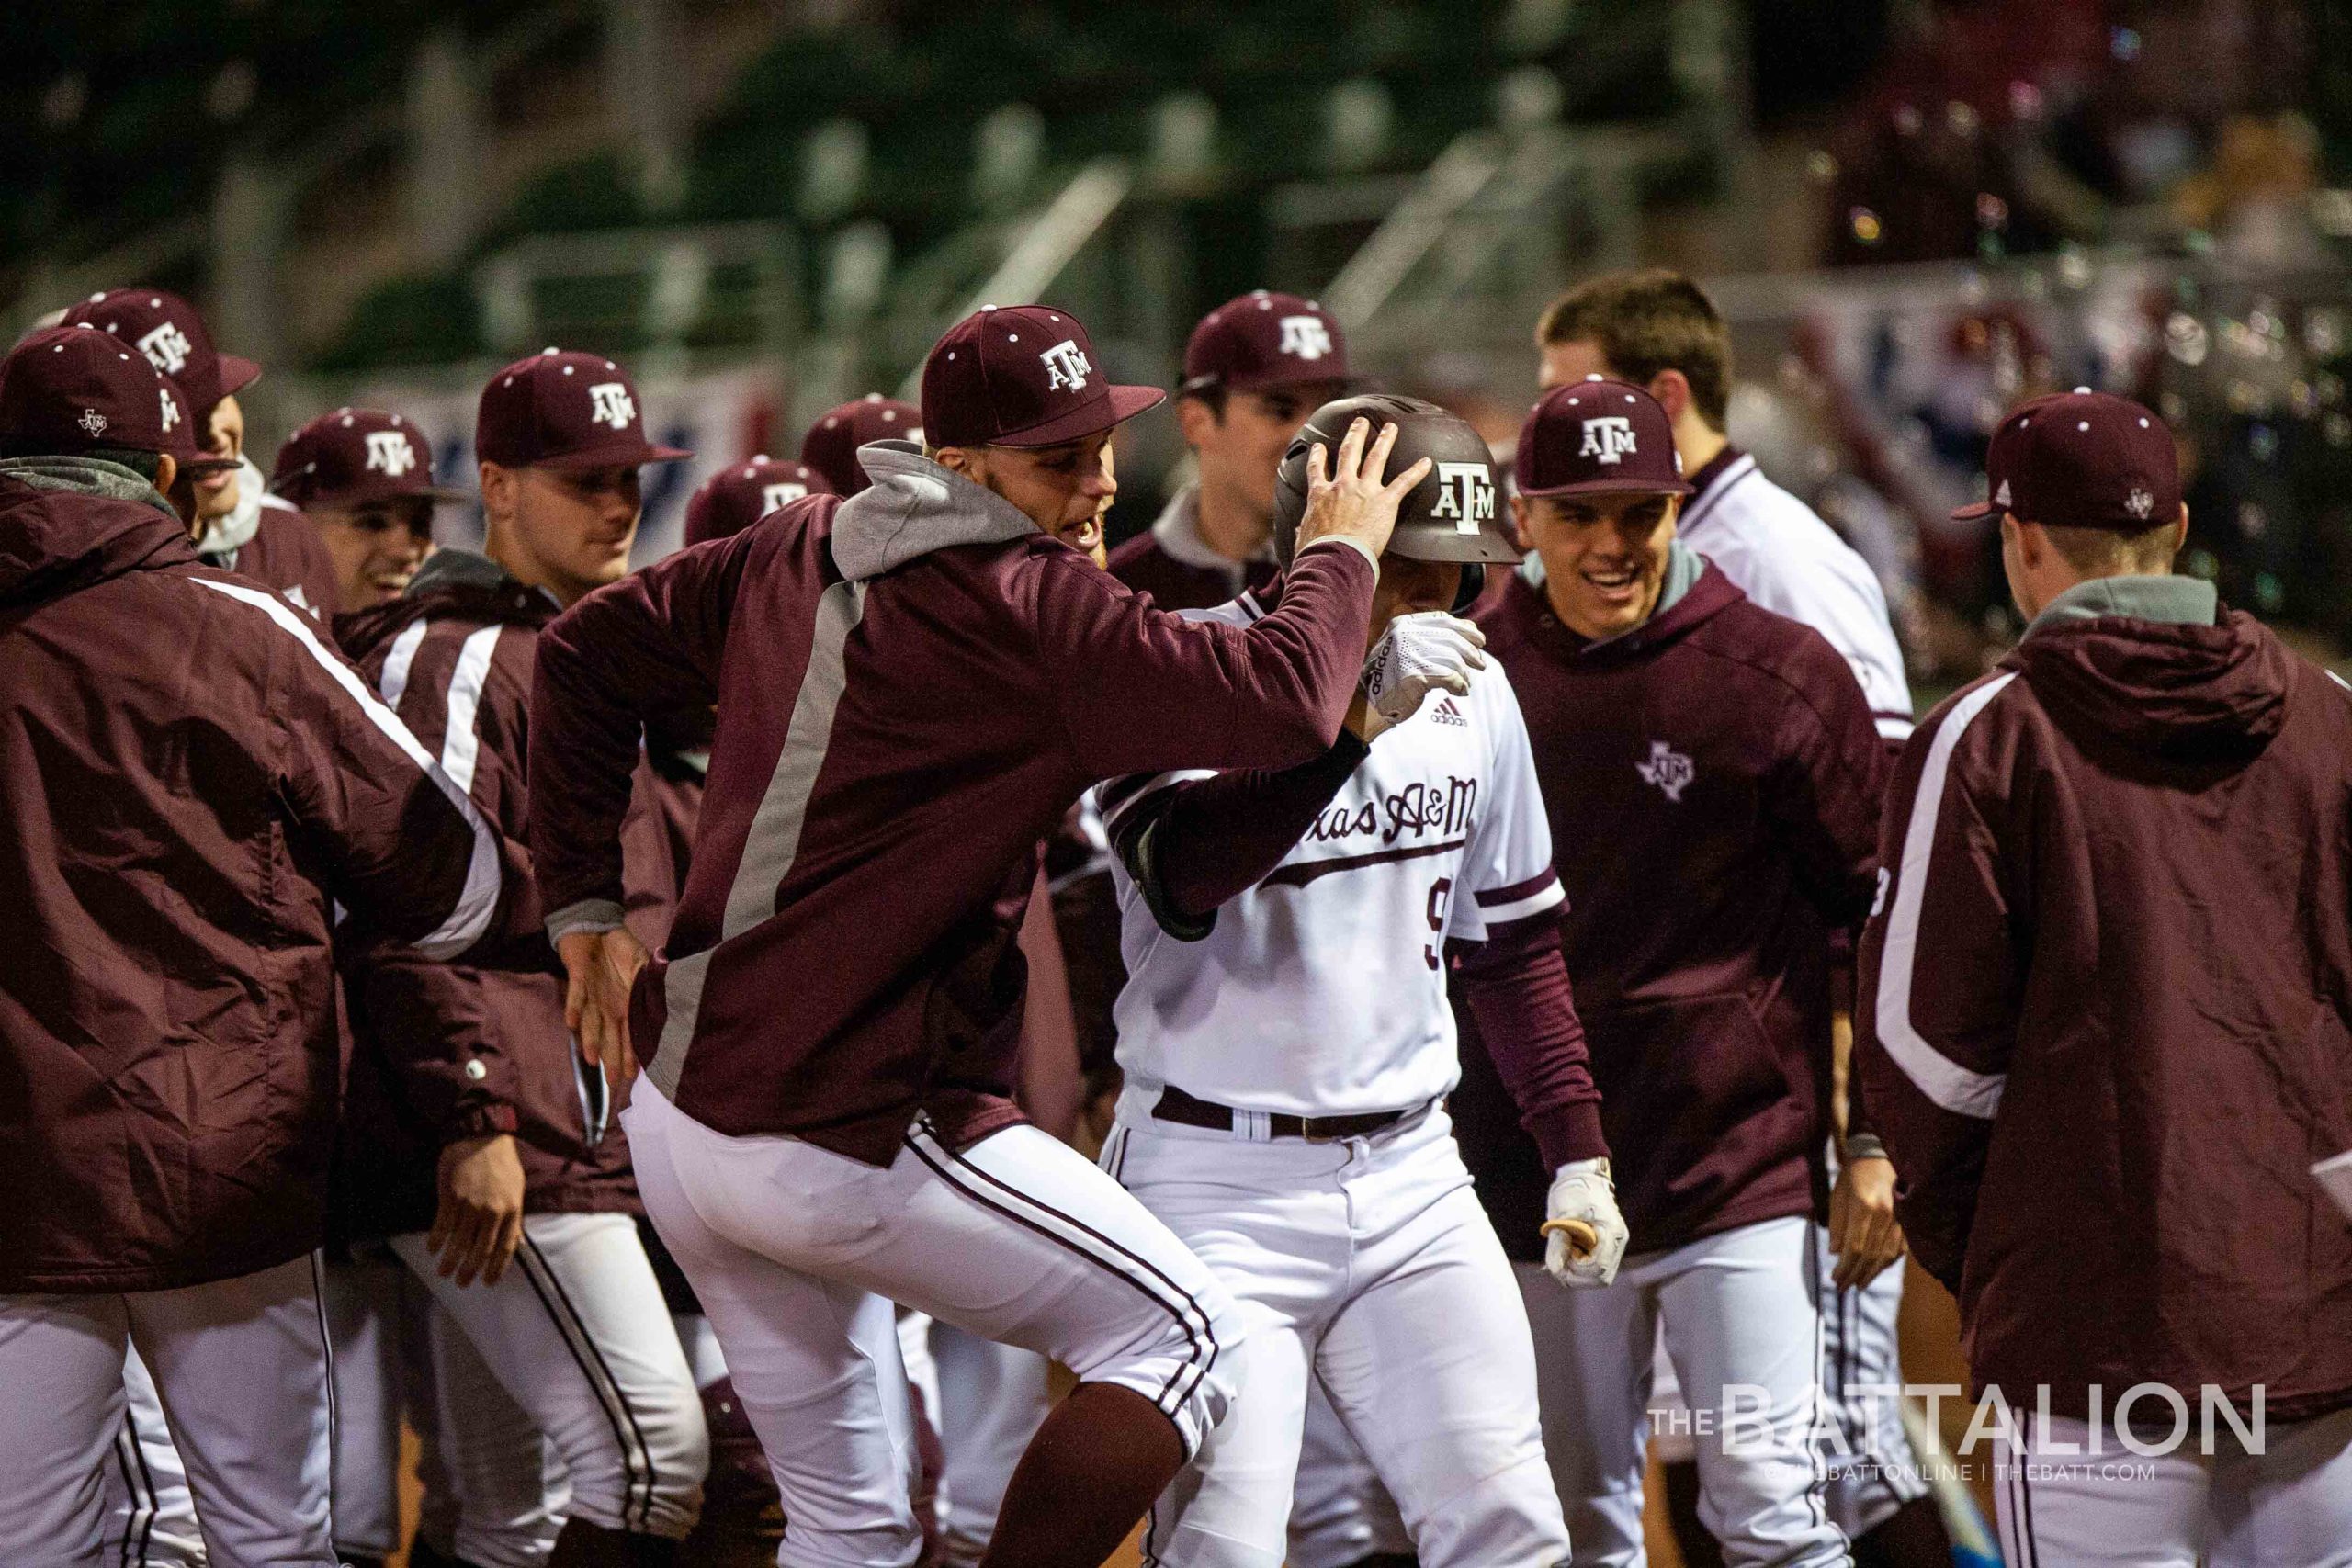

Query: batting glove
left=1544, top=1157, right=1628, bottom=1289
left=1360, top=611, right=1487, bottom=732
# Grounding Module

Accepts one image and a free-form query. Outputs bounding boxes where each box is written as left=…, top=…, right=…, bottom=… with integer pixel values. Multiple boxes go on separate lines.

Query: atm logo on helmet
left=1431, top=462, right=1496, bottom=533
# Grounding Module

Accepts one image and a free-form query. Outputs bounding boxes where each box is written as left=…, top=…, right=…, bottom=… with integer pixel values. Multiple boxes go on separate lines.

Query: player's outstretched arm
left=1033, top=420, right=1430, bottom=784
left=529, top=531, right=754, bottom=942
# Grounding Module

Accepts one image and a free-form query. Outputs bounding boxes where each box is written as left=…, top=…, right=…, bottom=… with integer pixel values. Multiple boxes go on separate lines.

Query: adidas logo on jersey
left=1430, top=696, right=1467, bottom=727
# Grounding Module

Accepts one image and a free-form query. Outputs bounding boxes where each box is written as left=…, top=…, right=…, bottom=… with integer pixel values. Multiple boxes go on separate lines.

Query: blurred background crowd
left=8, top=0, right=2350, bottom=677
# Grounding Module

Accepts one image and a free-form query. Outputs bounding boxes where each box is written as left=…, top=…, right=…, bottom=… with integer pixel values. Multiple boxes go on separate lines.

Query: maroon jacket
left=336, top=551, right=638, bottom=1231
left=0, top=459, right=517, bottom=1292
left=529, top=441, right=1378, bottom=1166
left=621, top=728, right=710, bottom=955
left=1454, top=559, right=1889, bottom=1257
left=1106, top=485, right=1276, bottom=614
left=199, top=487, right=340, bottom=621
left=1857, top=590, right=2352, bottom=1422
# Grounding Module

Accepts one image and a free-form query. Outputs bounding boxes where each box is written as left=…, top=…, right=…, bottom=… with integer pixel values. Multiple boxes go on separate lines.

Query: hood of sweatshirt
left=829, top=441, right=1043, bottom=581
left=0, top=456, right=196, bottom=608
left=2008, top=579, right=2289, bottom=761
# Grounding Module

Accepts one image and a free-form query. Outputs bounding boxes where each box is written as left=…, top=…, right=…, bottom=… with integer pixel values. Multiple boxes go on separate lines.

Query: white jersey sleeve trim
left=1476, top=879, right=1565, bottom=926
left=189, top=576, right=503, bottom=961
left=377, top=617, right=429, bottom=708
left=1873, top=672, right=2017, bottom=1120
left=438, top=625, right=505, bottom=797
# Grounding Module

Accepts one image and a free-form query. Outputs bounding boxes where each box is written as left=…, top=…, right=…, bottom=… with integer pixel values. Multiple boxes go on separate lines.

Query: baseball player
left=0, top=324, right=518, bottom=1567
left=527, top=302, right=1419, bottom=1568
left=800, top=393, right=922, bottom=496
left=1108, top=290, right=1351, bottom=607
left=1454, top=378, right=1892, bottom=1567
left=1858, top=392, right=2352, bottom=1566
left=59, top=288, right=338, bottom=616
left=272, top=407, right=466, bottom=609
left=1532, top=270, right=1940, bottom=1564
left=333, top=347, right=712, bottom=1564
left=95, top=406, right=477, bottom=1568
left=1096, top=294, right=1409, bottom=1568
left=1094, top=394, right=1622, bottom=1568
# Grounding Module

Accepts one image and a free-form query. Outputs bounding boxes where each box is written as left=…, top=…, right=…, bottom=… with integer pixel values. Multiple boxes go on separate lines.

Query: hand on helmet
left=1357, top=611, right=1487, bottom=738
left=1294, top=416, right=1434, bottom=565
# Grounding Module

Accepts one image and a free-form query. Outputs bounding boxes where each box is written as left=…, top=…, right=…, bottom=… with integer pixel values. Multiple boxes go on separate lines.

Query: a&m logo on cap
left=1432, top=461, right=1496, bottom=533
left=158, top=387, right=181, bottom=434
left=137, top=321, right=193, bottom=376
left=1579, top=416, right=1637, bottom=465
left=2125, top=487, right=2154, bottom=521
left=588, top=382, right=637, bottom=430
left=762, top=481, right=809, bottom=512
left=1278, top=315, right=1334, bottom=361
left=78, top=409, right=108, bottom=437
left=366, top=430, right=419, bottom=478
left=1040, top=339, right=1093, bottom=394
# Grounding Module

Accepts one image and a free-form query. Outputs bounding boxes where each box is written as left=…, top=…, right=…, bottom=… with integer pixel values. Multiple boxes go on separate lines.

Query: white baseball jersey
left=1678, top=451, right=1916, bottom=740
left=1101, top=594, right=1563, bottom=1117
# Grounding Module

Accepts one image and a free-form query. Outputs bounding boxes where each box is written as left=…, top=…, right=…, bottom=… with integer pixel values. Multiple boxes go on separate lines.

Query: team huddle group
left=2, top=264, right=2348, bottom=1568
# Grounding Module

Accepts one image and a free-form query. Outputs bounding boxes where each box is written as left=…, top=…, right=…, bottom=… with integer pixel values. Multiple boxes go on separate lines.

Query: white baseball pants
left=105, top=1344, right=208, bottom=1566
left=0, top=1253, right=336, bottom=1568
left=1285, top=1381, right=1414, bottom=1568
left=406, top=1287, right=569, bottom=1568
left=626, top=1079, right=1239, bottom=1568
left=388, top=1210, right=707, bottom=1542
left=928, top=1320, right=1053, bottom=1565
left=1811, top=1227, right=1928, bottom=1539
left=320, top=1248, right=426, bottom=1561
left=1525, top=1214, right=1848, bottom=1567
left=1995, top=1404, right=2352, bottom=1567
left=1105, top=1105, right=1569, bottom=1568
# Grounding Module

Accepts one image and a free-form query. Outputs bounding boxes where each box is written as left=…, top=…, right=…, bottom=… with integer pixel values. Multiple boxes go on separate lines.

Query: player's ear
left=1176, top=394, right=1218, bottom=449
left=932, top=446, right=984, bottom=484
left=479, top=460, right=515, bottom=517
left=1646, top=368, right=1691, bottom=426
left=1508, top=491, right=1533, bottom=551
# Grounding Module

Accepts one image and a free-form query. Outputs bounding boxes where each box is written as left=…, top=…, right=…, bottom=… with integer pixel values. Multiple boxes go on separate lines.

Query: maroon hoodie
left=1857, top=592, right=2352, bottom=1422
left=0, top=460, right=518, bottom=1292
left=334, top=551, right=638, bottom=1235
left=1453, top=559, right=1890, bottom=1258
left=528, top=441, right=1376, bottom=1166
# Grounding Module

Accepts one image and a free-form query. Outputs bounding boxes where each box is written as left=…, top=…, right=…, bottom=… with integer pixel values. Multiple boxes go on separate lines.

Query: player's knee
left=570, top=1376, right=711, bottom=1538
left=1085, top=1273, right=1249, bottom=1461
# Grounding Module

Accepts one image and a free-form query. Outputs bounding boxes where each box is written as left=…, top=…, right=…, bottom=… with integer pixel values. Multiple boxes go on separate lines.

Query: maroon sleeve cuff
left=447, top=1101, right=518, bottom=1141
left=1524, top=1098, right=1610, bottom=1169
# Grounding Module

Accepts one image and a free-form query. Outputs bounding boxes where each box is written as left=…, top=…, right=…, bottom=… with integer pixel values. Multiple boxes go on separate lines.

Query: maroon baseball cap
left=0, top=325, right=238, bottom=472
left=271, top=408, right=468, bottom=512
left=1182, top=290, right=1351, bottom=395
left=476, top=349, right=692, bottom=470
left=1952, top=390, right=2181, bottom=532
left=57, top=288, right=258, bottom=420
left=683, top=456, right=835, bottom=547
left=799, top=394, right=922, bottom=497
left=921, top=305, right=1163, bottom=450
left=1516, top=378, right=1693, bottom=500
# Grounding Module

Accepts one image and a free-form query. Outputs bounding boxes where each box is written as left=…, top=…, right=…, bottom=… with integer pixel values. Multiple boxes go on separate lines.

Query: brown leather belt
left=1152, top=1084, right=1411, bottom=1143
